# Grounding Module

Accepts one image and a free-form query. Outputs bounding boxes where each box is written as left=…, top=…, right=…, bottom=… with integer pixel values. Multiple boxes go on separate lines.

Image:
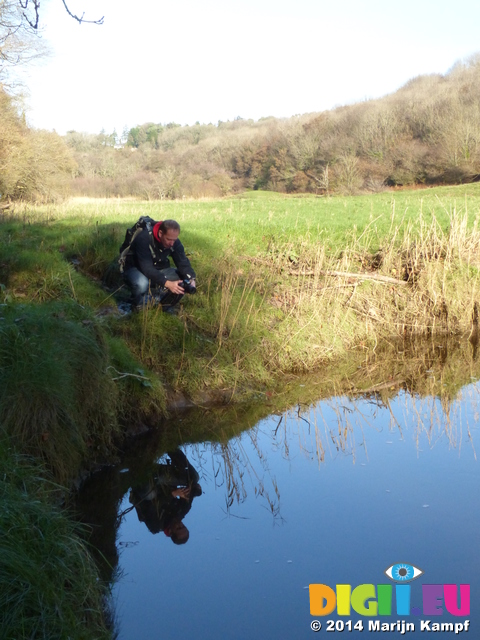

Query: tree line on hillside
left=2, top=53, right=480, bottom=203
left=64, top=54, right=480, bottom=200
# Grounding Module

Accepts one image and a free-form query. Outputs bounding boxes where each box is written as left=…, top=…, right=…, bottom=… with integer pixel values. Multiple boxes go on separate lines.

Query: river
left=76, top=342, right=480, bottom=639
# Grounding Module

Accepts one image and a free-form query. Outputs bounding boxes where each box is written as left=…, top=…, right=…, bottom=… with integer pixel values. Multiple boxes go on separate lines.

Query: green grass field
left=2, top=183, right=480, bottom=417
left=3, top=183, right=480, bottom=412
left=10, top=183, right=480, bottom=257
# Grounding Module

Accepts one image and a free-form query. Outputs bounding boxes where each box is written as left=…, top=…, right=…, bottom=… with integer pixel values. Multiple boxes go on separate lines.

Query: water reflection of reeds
left=188, top=436, right=283, bottom=522
left=185, top=378, right=480, bottom=525
left=272, top=382, right=479, bottom=474
left=74, top=335, right=480, bottom=591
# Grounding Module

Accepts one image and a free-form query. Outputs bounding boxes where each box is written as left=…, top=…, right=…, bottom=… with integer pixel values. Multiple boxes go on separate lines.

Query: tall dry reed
left=227, top=207, right=480, bottom=374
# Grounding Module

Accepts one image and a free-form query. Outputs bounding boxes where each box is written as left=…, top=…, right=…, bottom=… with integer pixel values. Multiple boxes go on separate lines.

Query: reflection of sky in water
left=114, top=386, right=480, bottom=639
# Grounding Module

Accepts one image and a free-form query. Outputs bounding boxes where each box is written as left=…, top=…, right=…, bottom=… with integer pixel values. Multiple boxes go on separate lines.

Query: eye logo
left=385, top=562, right=423, bottom=582
left=310, top=562, right=470, bottom=618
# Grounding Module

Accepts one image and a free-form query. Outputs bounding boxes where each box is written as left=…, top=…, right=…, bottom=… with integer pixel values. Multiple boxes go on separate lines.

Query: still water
left=78, top=379, right=480, bottom=639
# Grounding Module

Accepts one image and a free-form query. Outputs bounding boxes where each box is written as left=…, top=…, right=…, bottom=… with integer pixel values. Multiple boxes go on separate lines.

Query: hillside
left=63, top=54, right=480, bottom=200
left=1, top=54, right=480, bottom=204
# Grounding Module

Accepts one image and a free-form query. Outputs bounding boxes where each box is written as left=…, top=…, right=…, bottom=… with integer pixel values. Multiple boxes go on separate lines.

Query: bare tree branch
left=19, top=0, right=39, bottom=29
left=0, top=0, right=46, bottom=81
left=18, top=0, right=104, bottom=30
left=60, top=0, right=104, bottom=26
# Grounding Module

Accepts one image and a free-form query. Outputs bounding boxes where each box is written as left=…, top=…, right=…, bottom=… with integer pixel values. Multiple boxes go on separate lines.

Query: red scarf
left=153, top=221, right=163, bottom=242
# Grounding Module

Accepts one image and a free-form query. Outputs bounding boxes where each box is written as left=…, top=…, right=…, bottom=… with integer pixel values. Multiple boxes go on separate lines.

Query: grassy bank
left=2, top=185, right=480, bottom=637
left=0, top=440, right=112, bottom=640
left=2, top=185, right=480, bottom=459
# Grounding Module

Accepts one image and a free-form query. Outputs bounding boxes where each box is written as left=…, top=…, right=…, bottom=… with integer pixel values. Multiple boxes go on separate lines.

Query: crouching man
left=123, top=219, right=196, bottom=312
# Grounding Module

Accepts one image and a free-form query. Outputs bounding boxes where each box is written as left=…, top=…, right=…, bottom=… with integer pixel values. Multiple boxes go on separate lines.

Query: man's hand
left=165, top=280, right=186, bottom=295
left=172, top=487, right=190, bottom=500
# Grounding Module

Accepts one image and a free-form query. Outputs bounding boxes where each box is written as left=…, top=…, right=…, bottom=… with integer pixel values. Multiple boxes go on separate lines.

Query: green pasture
left=2, top=184, right=480, bottom=412
left=1, top=183, right=480, bottom=423
left=7, top=183, right=479, bottom=259
left=2, top=182, right=478, bottom=311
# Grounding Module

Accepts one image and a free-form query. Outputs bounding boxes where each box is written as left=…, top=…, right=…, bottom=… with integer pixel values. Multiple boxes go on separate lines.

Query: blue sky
left=23, top=0, right=480, bottom=135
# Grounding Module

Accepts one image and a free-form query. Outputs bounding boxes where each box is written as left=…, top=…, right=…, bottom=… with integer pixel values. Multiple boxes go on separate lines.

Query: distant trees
left=65, top=58, right=480, bottom=200
left=0, top=87, right=75, bottom=202
left=3, top=22, right=480, bottom=204
left=67, top=57, right=480, bottom=200
left=65, top=121, right=243, bottom=199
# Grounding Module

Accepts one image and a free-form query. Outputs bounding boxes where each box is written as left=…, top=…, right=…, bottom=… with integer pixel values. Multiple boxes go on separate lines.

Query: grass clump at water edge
left=0, top=440, right=113, bottom=640
left=0, top=302, right=165, bottom=484
left=0, top=303, right=120, bottom=483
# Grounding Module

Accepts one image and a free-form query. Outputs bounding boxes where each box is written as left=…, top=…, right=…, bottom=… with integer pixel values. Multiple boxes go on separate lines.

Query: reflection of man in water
left=129, top=449, right=202, bottom=545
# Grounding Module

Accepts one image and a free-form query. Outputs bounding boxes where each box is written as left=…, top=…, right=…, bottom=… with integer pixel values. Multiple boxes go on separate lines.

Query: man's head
left=169, top=519, right=190, bottom=545
left=158, top=219, right=180, bottom=249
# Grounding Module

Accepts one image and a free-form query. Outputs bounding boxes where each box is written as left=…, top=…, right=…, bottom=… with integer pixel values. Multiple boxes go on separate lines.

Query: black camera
left=181, top=277, right=197, bottom=294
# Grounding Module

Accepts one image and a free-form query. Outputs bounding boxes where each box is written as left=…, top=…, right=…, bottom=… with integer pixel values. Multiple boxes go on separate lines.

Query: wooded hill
left=2, top=54, right=480, bottom=202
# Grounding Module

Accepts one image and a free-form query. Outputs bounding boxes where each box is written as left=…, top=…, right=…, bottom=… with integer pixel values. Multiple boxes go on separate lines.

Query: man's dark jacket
left=124, top=226, right=196, bottom=287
